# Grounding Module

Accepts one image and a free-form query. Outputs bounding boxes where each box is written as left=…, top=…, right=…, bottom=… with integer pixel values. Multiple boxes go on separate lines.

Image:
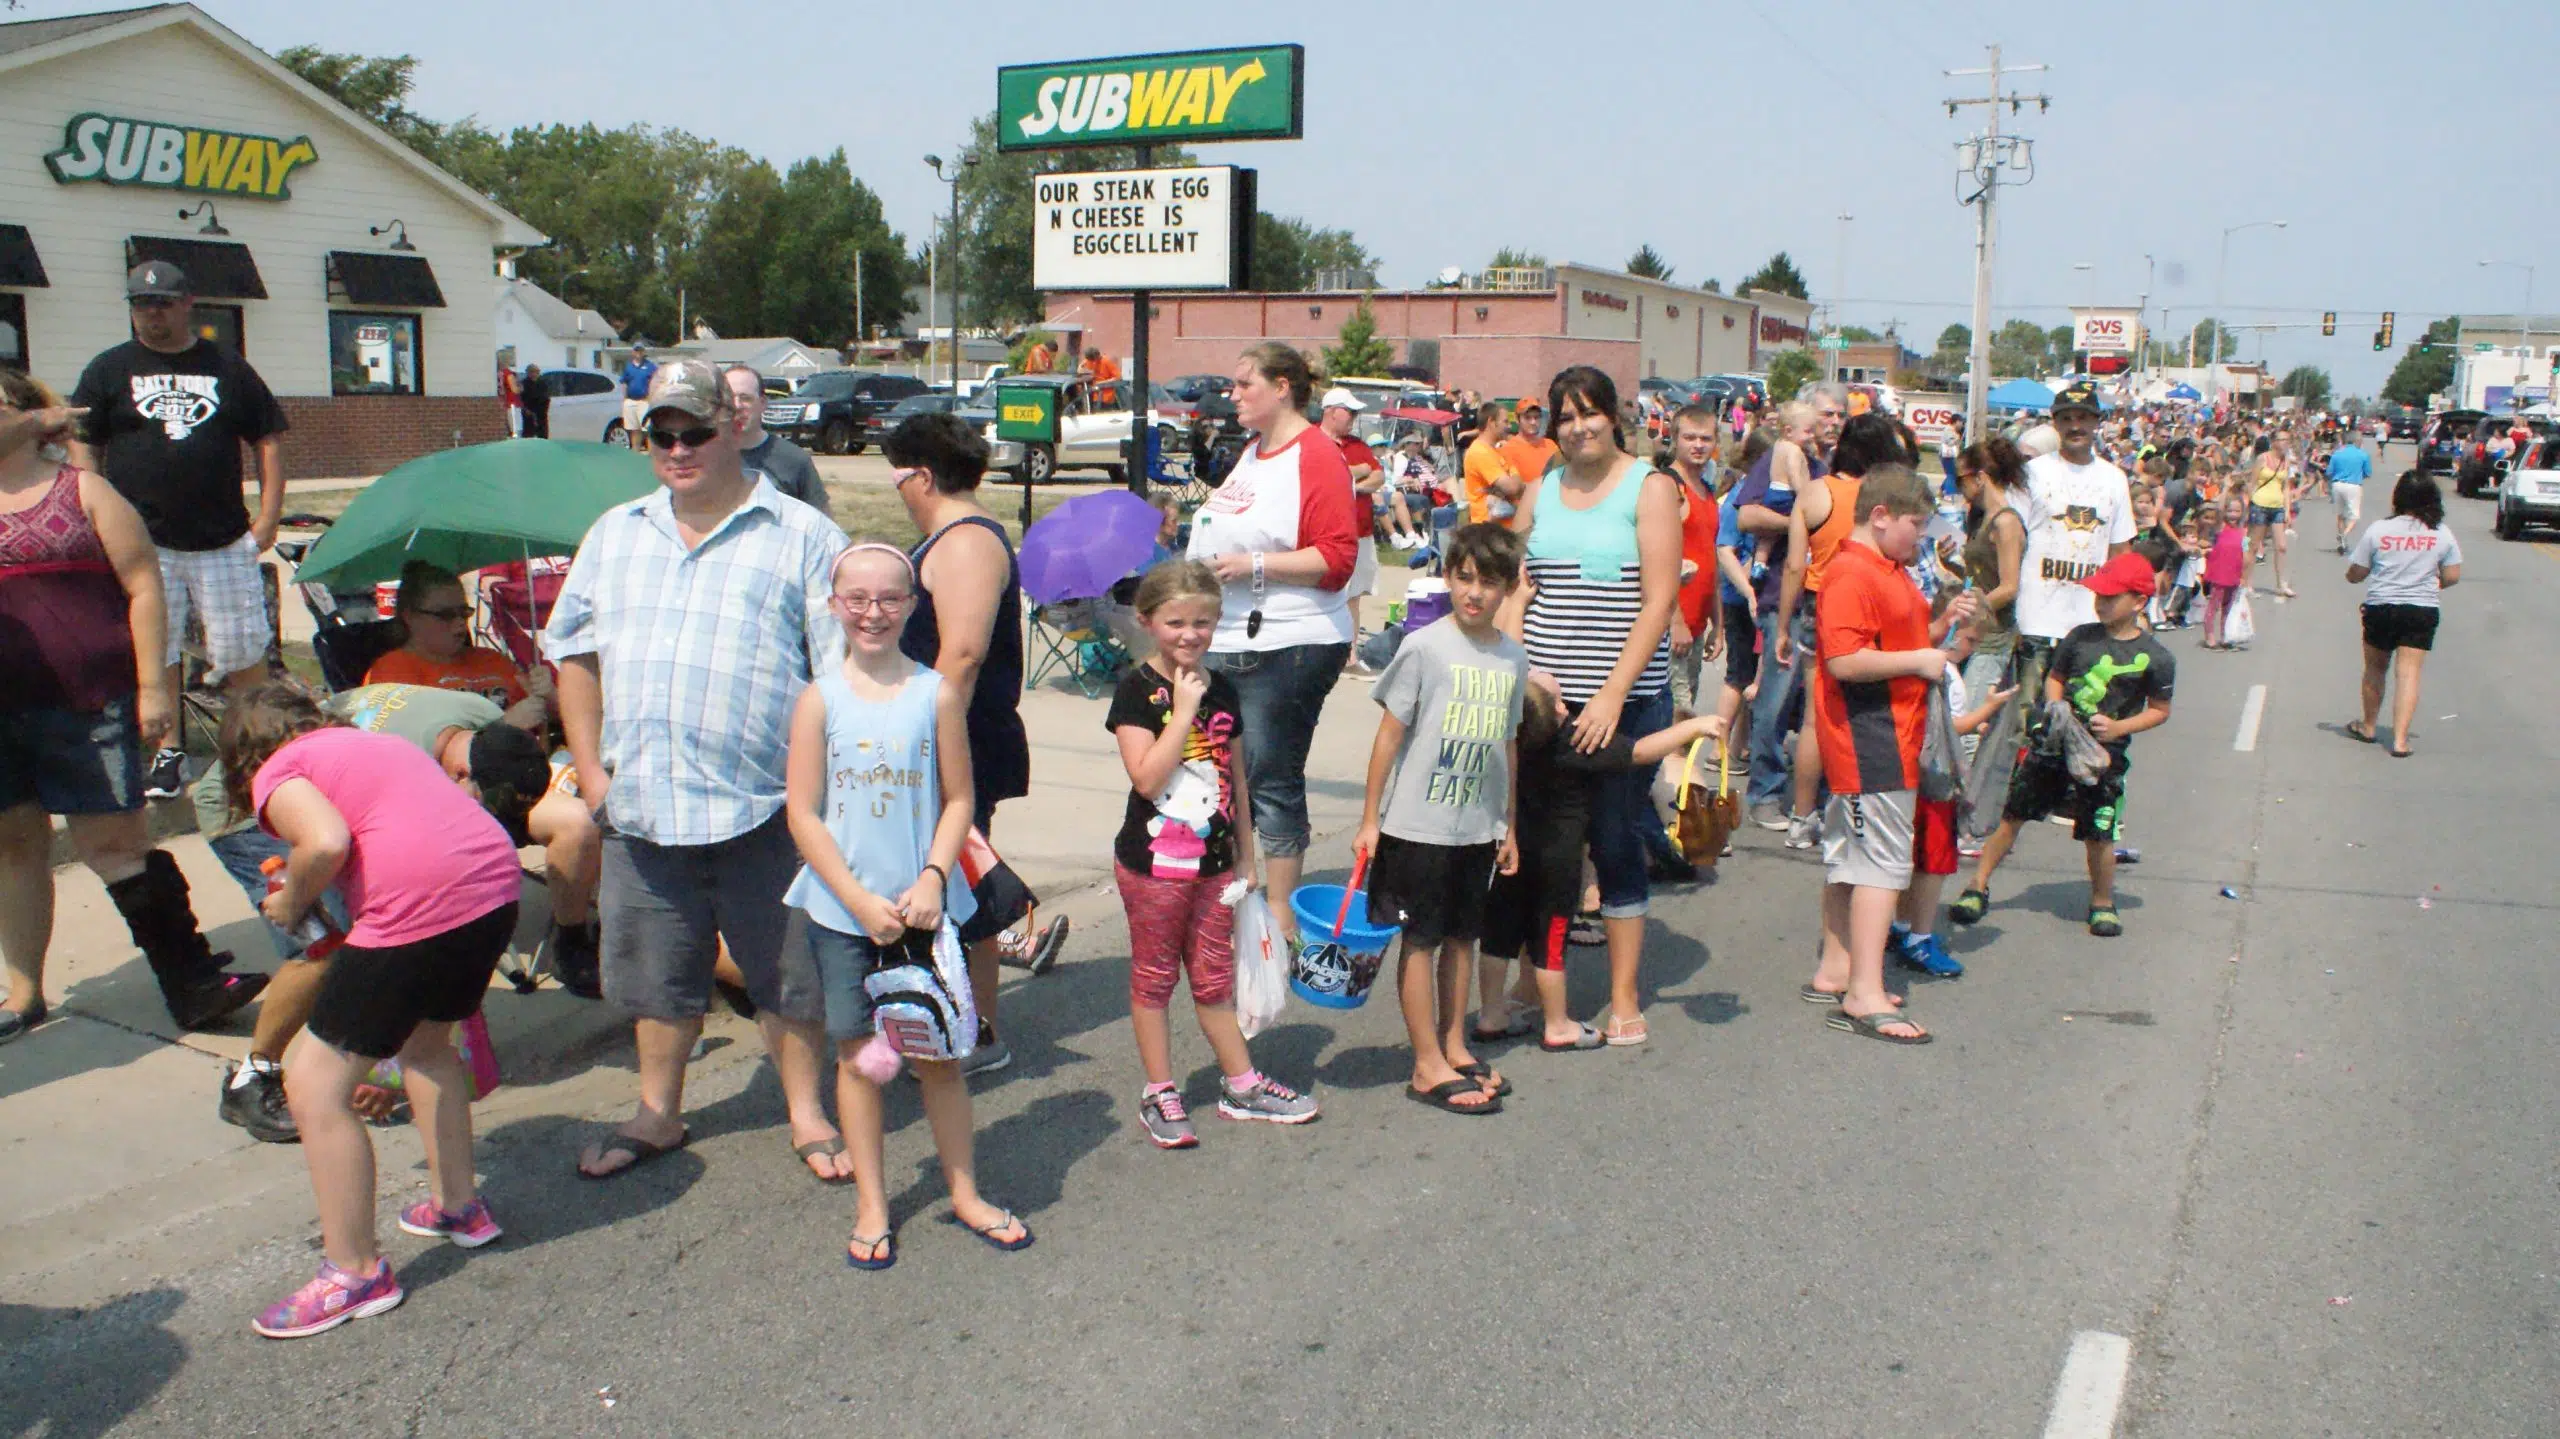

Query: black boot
left=104, top=850, right=267, bottom=1030
left=547, top=919, right=603, bottom=1001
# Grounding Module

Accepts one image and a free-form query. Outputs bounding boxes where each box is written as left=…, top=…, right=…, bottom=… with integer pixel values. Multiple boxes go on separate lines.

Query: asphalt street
left=6, top=463, right=2555, bottom=1438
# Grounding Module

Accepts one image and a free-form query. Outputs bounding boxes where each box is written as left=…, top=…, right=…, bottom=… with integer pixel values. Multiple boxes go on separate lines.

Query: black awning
left=327, top=251, right=446, bottom=308
left=0, top=226, right=47, bottom=288
left=124, top=236, right=266, bottom=300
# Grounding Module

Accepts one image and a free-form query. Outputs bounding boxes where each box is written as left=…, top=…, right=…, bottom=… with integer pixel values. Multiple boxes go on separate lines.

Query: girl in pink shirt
left=2200, top=496, right=2249, bottom=650
left=219, top=685, right=523, bottom=1339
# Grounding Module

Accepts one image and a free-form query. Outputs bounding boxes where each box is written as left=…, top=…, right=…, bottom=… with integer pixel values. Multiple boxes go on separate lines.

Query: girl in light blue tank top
left=782, top=542, right=1031, bottom=1264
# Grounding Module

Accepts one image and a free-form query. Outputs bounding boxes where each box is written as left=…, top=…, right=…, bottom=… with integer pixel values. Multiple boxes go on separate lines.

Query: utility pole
left=854, top=250, right=864, bottom=349
left=1828, top=212, right=1853, bottom=386
left=1945, top=45, right=2048, bottom=437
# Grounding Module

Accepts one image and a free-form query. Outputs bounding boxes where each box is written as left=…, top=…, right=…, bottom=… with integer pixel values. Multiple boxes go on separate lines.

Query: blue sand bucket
left=1288, top=881, right=1398, bottom=1010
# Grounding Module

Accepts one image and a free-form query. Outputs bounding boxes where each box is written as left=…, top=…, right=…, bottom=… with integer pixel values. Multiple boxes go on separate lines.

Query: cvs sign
left=2072, top=309, right=2138, bottom=355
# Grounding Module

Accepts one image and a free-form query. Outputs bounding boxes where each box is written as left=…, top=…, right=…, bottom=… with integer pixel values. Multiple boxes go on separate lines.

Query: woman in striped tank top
left=1504, top=366, right=1683, bottom=1048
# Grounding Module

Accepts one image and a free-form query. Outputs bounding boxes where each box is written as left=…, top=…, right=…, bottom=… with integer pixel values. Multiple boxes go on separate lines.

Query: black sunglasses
left=646, top=425, right=722, bottom=450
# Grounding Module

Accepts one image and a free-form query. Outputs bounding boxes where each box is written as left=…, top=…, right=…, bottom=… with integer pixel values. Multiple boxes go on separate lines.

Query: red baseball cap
left=2082, top=552, right=2157, bottom=598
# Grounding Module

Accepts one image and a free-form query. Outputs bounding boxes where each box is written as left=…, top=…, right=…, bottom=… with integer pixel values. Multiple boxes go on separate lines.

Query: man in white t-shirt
left=2014, top=380, right=2135, bottom=701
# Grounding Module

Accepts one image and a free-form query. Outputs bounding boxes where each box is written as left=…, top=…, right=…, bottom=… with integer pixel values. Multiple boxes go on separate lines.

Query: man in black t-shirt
left=69, top=262, right=288, bottom=790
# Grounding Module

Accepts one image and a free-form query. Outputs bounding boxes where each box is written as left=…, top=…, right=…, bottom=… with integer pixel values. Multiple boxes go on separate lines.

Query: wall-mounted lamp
left=1474, top=306, right=1490, bottom=321
left=1307, top=304, right=1323, bottom=320
left=177, top=201, right=227, bottom=236
left=368, top=220, right=415, bottom=251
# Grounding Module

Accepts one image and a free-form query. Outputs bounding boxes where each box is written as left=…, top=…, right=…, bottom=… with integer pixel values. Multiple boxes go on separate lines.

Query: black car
left=861, top=392, right=967, bottom=448
left=763, top=371, right=933, bottom=454
left=2418, top=408, right=2487, bottom=479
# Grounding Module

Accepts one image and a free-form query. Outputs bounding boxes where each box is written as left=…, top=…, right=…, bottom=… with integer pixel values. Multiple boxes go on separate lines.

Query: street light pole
left=2479, top=259, right=2537, bottom=405
left=926, top=152, right=977, bottom=391
left=2209, top=219, right=2286, bottom=406
left=1829, top=212, right=1853, bottom=385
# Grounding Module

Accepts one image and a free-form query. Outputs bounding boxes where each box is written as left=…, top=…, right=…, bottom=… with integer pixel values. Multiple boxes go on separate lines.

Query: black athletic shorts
left=2002, top=748, right=2130, bottom=844
left=1722, top=598, right=1761, bottom=690
left=307, top=903, right=519, bottom=1061
left=2360, top=603, right=2439, bottom=654
left=1365, top=835, right=1497, bottom=948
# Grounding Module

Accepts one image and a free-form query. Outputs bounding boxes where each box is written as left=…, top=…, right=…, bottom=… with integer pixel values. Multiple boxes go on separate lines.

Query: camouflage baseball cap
left=642, top=358, right=727, bottom=421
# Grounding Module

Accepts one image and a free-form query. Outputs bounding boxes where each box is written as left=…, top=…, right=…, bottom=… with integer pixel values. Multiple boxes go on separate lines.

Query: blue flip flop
left=953, top=1209, right=1034, bottom=1252
left=846, top=1230, right=896, bottom=1271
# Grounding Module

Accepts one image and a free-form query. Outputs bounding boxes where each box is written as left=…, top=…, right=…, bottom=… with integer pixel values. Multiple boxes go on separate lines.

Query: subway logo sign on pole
left=998, top=45, right=1303, bottom=151
left=47, top=114, right=317, bottom=199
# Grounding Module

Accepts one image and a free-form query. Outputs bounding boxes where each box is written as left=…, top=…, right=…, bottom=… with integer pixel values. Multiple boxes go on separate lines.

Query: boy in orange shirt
left=1803, top=463, right=1973, bottom=1045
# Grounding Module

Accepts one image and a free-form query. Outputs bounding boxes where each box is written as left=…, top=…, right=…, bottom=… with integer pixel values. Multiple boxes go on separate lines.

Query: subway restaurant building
left=0, top=4, right=544, bottom=476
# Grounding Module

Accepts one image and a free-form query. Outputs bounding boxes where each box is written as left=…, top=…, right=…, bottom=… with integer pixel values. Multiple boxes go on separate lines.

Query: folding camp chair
left=1025, top=598, right=1131, bottom=698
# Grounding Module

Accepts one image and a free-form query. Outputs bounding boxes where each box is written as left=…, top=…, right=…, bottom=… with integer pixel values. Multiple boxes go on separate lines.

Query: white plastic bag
left=1232, top=889, right=1287, bottom=1038
left=2224, top=588, right=2257, bottom=646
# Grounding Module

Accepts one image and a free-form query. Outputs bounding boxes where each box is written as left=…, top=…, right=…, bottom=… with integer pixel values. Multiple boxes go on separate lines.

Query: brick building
left=1043, top=263, right=1815, bottom=400
left=0, top=4, right=544, bottom=477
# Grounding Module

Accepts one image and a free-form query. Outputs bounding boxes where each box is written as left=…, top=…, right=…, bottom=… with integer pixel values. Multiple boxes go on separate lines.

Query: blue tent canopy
left=1985, top=378, right=2058, bottom=413
left=2165, top=382, right=2203, bottom=402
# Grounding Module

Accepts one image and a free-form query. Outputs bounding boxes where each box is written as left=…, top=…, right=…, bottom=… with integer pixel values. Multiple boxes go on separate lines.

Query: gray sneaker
left=1750, top=800, right=1791, bottom=831
left=1138, top=1088, right=1198, bottom=1149
left=1785, top=811, right=1821, bottom=850
left=1217, top=1073, right=1319, bottom=1125
left=963, top=1032, right=1013, bottom=1077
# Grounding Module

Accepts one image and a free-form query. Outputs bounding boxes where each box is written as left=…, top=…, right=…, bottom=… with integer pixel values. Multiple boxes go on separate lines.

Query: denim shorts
left=0, top=698, right=142, bottom=816
left=1204, top=640, right=1349, bottom=857
left=806, top=922, right=884, bottom=1041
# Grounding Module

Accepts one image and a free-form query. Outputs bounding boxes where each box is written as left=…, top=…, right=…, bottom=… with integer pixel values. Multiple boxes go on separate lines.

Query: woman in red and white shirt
left=1185, top=343, right=1361, bottom=942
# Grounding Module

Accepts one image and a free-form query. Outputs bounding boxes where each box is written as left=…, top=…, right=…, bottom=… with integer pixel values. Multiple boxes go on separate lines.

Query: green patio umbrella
left=290, top=440, right=658, bottom=587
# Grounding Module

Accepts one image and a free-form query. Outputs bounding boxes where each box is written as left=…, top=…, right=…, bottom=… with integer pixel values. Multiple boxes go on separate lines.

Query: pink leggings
left=2201, top=583, right=2240, bottom=643
left=1113, top=863, right=1236, bottom=1010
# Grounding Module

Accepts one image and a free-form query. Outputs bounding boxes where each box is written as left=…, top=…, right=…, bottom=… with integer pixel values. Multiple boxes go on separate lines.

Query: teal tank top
left=782, top=665, right=977, bottom=936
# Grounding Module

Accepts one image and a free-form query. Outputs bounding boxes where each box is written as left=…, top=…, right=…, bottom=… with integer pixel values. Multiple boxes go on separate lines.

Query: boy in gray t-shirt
left=1352, top=524, right=1528, bottom=1115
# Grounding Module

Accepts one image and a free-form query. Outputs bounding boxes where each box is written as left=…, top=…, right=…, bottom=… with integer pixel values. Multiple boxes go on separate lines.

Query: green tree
left=2278, top=365, right=2333, bottom=407
left=1935, top=323, right=1972, bottom=355
left=1322, top=297, right=1397, bottom=379
left=1765, top=348, right=1822, bottom=401
left=276, top=46, right=462, bottom=159
left=2187, top=317, right=2239, bottom=366
left=1252, top=215, right=1374, bottom=291
left=1700, top=278, right=1722, bottom=294
left=1739, top=251, right=1809, bottom=299
left=2046, top=325, right=2075, bottom=365
left=1838, top=325, right=1881, bottom=343
left=1488, top=247, right=1548, bottom=272
left=1625, top=244, right=1674, bottom=281
left=1989, top=318, right=2054, bottom=377
left=2381, top=318, right=2461, bottom=409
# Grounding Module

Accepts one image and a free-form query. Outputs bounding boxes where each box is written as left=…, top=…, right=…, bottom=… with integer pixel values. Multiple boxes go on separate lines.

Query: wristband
left=919, top=863, right=947, bottom=889
left=1250, top=551, right=1267, bottom=593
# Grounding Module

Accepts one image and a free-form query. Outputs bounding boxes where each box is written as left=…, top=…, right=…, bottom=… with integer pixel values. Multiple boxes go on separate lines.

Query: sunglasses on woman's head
left=647, top=425, right=721, bottom=450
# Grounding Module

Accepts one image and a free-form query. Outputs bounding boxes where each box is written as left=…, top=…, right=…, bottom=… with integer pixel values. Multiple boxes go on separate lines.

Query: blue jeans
left=209, top=826, right=350, bottom=962
left=1204, top=641, right=1349, bottom=858
left=1572, top=686, right=1674, bottom=917
left=1746, top=607, right=1813, bottom=809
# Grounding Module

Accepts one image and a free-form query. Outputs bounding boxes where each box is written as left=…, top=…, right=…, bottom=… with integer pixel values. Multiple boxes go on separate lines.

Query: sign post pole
left=1127, top=144, right=1153, bottom=497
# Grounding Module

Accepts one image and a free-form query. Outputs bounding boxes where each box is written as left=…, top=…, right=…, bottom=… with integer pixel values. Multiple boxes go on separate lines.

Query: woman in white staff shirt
left=2344, top=471, right=2461, bottom=759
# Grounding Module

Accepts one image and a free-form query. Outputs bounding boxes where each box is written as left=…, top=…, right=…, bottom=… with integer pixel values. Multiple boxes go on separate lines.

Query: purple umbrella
left=1017, top=489, right=1164, bottom=605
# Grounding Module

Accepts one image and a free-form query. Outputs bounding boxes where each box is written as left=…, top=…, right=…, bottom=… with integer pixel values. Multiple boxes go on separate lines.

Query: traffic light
left=2373, top=331, right=2386, bottom=351
left=2379, top=311, right=2395, bottom=347
left=2322, top=311, right=2336, bottom=336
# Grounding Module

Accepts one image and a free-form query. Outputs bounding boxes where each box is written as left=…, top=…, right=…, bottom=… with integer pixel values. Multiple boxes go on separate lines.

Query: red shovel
left=1331, top=850, right=1370, bottom=939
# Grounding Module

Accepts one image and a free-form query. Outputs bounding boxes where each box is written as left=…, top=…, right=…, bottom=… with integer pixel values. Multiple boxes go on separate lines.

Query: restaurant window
left=328, top=311, right=422, bottom=395
left=190, top=303, right=244, bottom=357
left=0, top=293, right=25, bottom=370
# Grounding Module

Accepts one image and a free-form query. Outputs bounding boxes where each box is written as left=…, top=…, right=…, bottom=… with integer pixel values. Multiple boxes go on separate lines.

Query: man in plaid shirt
left=547, top=359, right=855, bottom=1181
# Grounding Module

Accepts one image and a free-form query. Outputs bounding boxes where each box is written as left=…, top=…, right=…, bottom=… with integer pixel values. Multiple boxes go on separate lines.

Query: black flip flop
left=2343, top=721, right=2378, bottom=744
left=1827, top=1008, right=1933, bottom=1045
left=576, top=1125, right=690, bottom=1180
left=1538, top=1023, right=1606, bottom=1052
left=2389, top=745, right=2413, bottom=759
left=1407, top=1078, right=1502, bottom=1115
left=1453, top=1061, right=1512, bottom=1097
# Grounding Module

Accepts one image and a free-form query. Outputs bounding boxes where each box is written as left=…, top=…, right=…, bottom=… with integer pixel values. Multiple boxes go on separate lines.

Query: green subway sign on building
left=996, top=45, right=1304, bottom=152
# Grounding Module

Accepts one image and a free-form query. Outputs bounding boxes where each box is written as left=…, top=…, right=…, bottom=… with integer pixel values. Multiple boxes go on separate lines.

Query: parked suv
left=764, top=371, right=933, bottom=454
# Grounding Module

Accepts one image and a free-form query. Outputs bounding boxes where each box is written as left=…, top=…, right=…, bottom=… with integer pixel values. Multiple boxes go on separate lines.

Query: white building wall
left=1, top=23, right=506, bottom=397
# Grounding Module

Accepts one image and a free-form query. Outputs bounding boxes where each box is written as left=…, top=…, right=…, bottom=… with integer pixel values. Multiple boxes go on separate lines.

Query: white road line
left=2041, top=1330, right=2134, bottom=1439
left=2234, top=683, right=2267, bottom=752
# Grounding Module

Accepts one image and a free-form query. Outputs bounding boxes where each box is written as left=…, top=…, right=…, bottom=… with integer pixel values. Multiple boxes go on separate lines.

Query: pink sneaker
left=252, top=1259, right=403, bottom=1338
left=397, top=1196, right=502, bottom=1248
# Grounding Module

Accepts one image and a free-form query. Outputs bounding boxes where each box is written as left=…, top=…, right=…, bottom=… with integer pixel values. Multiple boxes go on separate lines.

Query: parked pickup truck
left=762, top=371, right=934, bottom=455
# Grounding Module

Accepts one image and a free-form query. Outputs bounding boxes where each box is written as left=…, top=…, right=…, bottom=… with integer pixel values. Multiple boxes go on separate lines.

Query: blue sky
left=24, top=0, right=2559, bottom=394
